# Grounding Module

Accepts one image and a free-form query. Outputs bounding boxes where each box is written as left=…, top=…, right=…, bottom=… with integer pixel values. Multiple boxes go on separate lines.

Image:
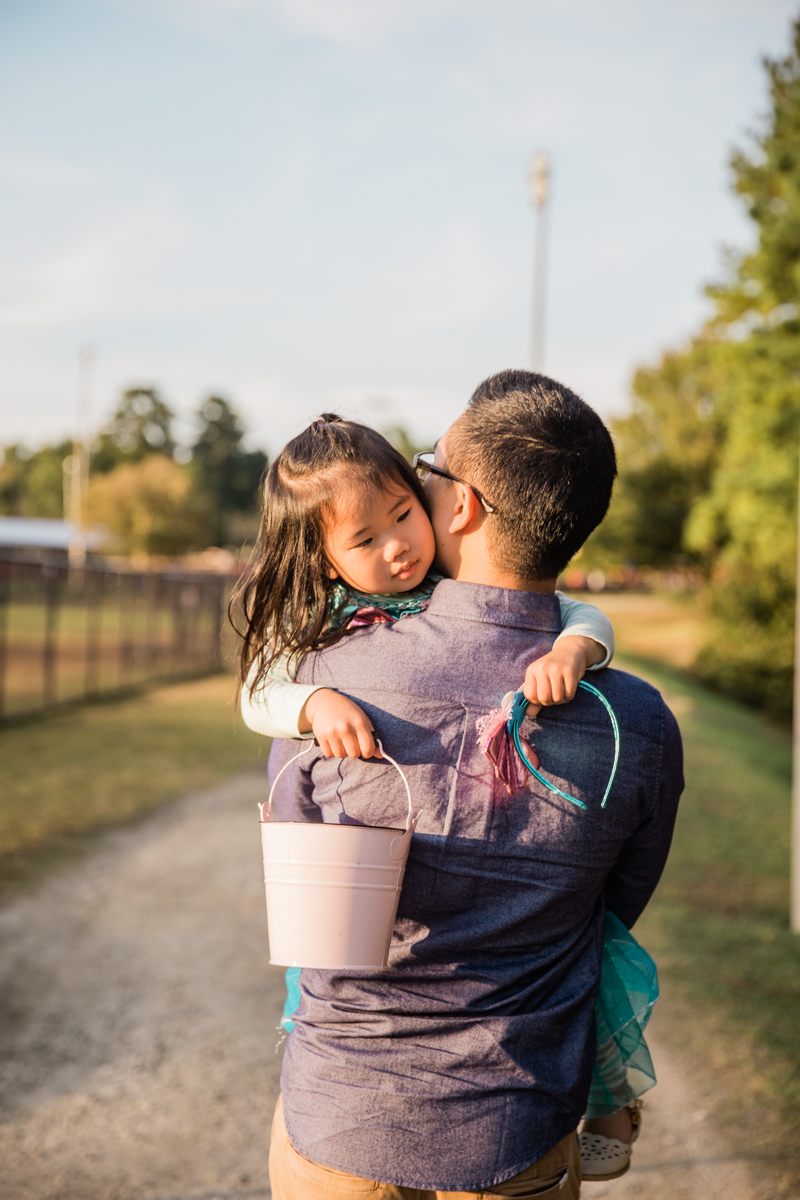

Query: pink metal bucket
left=258, top=742, right=421, bottom=969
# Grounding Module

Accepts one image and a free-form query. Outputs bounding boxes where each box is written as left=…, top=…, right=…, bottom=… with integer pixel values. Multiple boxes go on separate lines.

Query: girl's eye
left=396, top=508, right=411, bottom=524
left=355, top=537, right=373, bottom=549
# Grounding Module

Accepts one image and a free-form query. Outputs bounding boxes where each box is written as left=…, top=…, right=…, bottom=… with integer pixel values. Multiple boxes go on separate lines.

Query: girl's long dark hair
left=230, top=414, right=427, bottom=695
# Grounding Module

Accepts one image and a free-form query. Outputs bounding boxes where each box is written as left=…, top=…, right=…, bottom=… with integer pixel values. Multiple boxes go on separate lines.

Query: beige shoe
left=579, top=1100, right=642, bottom=1182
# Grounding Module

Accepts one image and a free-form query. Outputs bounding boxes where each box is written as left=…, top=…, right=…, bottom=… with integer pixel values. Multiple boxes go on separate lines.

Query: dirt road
left=0, top=773, right=760, bottom=1199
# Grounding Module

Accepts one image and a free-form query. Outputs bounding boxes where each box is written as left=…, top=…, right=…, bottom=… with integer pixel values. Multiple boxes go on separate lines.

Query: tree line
left=6, top=20, right=800, bottom=714
left=0, top=392, right=268, bottom=557
left=582, top=16, right=800, bottom=717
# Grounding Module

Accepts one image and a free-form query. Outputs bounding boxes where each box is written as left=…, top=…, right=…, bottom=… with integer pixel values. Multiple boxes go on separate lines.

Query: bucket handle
left=260, top=738, right=422, bottom=844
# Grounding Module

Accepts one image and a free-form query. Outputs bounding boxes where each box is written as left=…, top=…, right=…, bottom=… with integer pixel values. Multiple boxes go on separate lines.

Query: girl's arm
left=240, top=653, right=379, bottom=758
left=239, top=652, right=322, bottom=739
left=554, top=591, right=614, bottom=668
left=523, top=592, right=615, bottom=708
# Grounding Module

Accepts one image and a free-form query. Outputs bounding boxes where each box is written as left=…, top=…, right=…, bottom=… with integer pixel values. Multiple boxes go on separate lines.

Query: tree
left=87, top=455, right=212, bottom=557
left=381, top=425, right=427, bottom=465
left=582, top=341, right=724, bottom=569
left=0, top=441, right=72, bottom=518
left=189, top=396, right=268, bottom=543
left=0, top=446, right=32, bottom=515
left=681, top=25, right=800, bottom=715
left=93, top=387, right=176, bottom=473
left=583, top=20, right=800, bottom=716
left=26, top=445, right=71, bottom=518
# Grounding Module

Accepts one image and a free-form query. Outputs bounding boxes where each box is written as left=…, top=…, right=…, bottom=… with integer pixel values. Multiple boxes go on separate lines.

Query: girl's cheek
left=420, top=514, right=437, bottom=568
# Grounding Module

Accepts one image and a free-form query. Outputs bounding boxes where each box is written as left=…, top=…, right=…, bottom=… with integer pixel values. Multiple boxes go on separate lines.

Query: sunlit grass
left=621, top=655, right=800, bottom=1191
left=0, top=673, right=263, bottom=897
left=575, top=588, right=706, bottom=670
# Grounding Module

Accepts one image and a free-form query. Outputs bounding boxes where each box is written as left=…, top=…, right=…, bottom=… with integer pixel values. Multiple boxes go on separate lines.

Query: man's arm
left=603, top=703, right=684, bottom=928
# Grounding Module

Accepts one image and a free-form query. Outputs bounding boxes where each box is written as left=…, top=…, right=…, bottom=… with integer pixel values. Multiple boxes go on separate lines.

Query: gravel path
left=0, top=772, right=759, bottom=1199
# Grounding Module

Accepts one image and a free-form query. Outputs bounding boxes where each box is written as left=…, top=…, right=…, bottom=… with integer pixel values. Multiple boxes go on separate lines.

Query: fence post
left=0, top=561, right=9, bottom=720
left=85, top=567, right=101, bottom=697
left=42, top=567, right=60, bottom=708
left=1, top=560, right=241, bottom=720
left=212, top=578, right=225, bottom=670
left=118, top=571, right=132, bottom=688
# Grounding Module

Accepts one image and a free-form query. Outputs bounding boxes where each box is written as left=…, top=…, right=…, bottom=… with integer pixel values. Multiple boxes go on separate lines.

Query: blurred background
left=2, top=0, right=800, bottom=715
left=3, top=2, right=800, bottom=1197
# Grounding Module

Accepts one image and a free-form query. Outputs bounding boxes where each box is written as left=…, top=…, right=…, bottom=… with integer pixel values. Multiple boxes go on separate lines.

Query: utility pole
left=62, top=345, right=94, bottom=567
left=793, top=431, right=800, bottom=932
left=528, top=151, right=551, bottom=372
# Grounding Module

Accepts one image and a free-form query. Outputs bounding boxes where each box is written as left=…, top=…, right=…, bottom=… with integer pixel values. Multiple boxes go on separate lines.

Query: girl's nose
left=384, top=534, right=410, bottom=561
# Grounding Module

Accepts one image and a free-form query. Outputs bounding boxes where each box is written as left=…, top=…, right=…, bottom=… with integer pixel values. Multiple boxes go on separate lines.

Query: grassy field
left=0, top=673, right=263, bottom=900
left=2, top=592, right=798, bottom=1188
left=610, top=647, right=800, bottom=1193
left=564, top=591, right=799, bottom=1189
left=575, top=587, right=705, bottom=670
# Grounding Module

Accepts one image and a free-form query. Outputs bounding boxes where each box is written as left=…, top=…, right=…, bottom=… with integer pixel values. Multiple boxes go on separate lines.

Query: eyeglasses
left=412, top=452, right=497, bottom=514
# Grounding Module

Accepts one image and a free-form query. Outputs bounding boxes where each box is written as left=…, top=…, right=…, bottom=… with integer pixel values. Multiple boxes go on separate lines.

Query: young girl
left=234, top=414, right=656, bottom=1184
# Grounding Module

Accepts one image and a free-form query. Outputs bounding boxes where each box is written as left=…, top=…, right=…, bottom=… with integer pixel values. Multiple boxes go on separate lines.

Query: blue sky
left=0, top=0, right=797, bottom=455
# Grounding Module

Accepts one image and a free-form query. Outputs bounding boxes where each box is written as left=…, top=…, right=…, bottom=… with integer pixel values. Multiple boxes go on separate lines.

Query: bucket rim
left=268, top=959, right=391, bottom=969
left=260, top=819, right=405, bottom=833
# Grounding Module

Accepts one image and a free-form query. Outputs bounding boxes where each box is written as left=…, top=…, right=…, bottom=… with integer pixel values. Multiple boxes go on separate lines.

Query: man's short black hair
left=446, top=369, right=617, bottom=582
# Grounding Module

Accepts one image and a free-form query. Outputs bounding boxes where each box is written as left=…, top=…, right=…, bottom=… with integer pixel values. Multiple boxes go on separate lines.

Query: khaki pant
left=269, top=1095, right=581, bottom=1200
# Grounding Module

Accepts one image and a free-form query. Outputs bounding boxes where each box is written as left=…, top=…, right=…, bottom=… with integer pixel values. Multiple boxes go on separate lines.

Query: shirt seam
left=423, top=610, right=562, bottom=633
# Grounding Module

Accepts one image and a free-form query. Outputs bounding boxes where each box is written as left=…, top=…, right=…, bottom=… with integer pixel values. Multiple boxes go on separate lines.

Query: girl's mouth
left=393, top=560, right=419, bottom=581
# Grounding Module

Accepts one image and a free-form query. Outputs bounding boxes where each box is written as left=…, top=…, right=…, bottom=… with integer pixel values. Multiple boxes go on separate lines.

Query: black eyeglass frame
left=412, top=452, right=497, bottom=515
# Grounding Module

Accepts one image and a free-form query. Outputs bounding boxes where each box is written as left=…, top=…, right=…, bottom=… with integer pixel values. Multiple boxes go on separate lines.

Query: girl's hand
left=523, top=636, right=605, bottom=707
left=300, top=689, right=381, bottom=759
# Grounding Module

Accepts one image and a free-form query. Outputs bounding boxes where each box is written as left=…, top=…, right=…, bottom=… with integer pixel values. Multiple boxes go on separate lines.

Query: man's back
left=270, top=580, right=683, bottom=1191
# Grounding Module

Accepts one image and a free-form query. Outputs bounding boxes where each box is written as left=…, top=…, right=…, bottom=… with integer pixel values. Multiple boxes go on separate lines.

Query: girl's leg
left=582, top=1106, right=633, bottom=1142
left=583, top=1036, right=636, bottom=1141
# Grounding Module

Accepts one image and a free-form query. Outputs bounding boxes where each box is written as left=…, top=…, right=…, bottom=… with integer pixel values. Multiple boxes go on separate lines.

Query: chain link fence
left=0, top=558, right=240, bottom=723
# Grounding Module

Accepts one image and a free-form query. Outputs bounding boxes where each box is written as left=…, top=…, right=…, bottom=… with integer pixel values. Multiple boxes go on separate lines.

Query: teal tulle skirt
left=585, top=911, right=659, bottom=1117
left=281, top=966, right=302, bottom=1035
left=279, top=911, right=658, bottom=1119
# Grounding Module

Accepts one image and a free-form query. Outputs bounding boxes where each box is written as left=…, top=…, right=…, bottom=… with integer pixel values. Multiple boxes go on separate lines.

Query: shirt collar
left=424, top=578, right=562, bottom=632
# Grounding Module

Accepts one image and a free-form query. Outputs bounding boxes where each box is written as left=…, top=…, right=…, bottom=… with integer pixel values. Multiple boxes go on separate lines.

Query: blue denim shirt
left=268, top=580, right=683, bottom=1191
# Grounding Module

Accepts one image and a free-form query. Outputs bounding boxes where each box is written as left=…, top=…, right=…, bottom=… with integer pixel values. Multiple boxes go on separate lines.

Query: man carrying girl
left=237, top=369, right=683, bottom=1198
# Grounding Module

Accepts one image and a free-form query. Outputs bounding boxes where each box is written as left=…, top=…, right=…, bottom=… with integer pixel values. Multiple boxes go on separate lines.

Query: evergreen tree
left=583, top=341, right=724, bottom=569
left=93, top=387, right=176, bottom=473
left=381, top=425, right=427, bottom=465
left=585, top=18, right=800, bottom=716
left=683, top=23, right=800, bottom=715
left=0, top=446, right=33, bottom=515
left=25, top=444, right=72, bottom=518
left=0, top=441, right=73, bottom=518
left=189, top=396, right=267, bottom=543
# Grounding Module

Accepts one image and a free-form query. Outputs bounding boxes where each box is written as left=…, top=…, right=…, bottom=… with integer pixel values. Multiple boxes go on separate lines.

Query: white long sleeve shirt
left=240, top=591, right=614, bottom=740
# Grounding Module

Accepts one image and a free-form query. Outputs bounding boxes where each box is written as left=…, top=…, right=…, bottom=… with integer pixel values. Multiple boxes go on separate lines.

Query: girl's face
left=324, top=479, right=436, bottom=595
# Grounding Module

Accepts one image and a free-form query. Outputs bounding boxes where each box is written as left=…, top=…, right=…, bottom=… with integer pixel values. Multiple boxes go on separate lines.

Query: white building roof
left=0, top=517, right=104, bottom=551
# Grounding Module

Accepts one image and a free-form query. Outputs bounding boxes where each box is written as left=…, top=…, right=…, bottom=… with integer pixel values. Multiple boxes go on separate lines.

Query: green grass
left=620, top=654, right=800, bottom=1193
left=2, top=617, right=799, bottom=1185
left=0, top=673, right=264, bottom=900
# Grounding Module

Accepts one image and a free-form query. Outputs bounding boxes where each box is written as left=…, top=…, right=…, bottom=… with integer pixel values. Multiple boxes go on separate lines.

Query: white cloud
left=99, top=0, right=438, bottom=49
left=0, top=192, right=247, bottom=332
left=271, top=0, right=431, bottom=50
left=336, top=216, right=509, bottom=340
left=2, top=0, right=796, bottom=455
left=0, top=152, right=90, bottom=189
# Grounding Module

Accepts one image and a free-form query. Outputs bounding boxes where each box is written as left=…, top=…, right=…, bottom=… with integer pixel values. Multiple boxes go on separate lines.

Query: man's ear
left=447, top=482, right=483, bottom=534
